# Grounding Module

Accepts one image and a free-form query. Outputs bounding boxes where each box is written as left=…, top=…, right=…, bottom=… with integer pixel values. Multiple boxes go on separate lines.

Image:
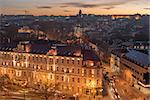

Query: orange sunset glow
left=0, top=0, right=150, bottom=15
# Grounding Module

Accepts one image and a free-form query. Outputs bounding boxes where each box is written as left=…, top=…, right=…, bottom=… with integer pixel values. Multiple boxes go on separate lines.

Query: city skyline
left=0, top=0, right=150, bottom=15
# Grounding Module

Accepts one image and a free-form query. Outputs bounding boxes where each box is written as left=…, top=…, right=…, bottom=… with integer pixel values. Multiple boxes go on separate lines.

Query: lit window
left=92, top=69, right=94, bottom=75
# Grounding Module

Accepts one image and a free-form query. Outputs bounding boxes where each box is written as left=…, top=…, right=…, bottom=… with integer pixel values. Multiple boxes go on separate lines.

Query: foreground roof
left=124, top=49, right=150, bottom=67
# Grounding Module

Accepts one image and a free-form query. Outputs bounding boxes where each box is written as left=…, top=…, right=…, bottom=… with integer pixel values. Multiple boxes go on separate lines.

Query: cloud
left=63, top=10, right=72, bottom=12
left=61, top=0, right=140, bottom=8
left=61, top=2, right=99, bottom=8
left=143, top=8, right=150, bottom=10
left=60, top=5, right=68, bottom=8
left=37, top=6, right=52, bottom=9
left=103, top=6, right=115, bottom=10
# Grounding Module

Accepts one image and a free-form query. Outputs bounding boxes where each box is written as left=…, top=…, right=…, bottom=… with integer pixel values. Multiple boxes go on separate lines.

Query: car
left=114, top=89, right=118, bottom=93
left=62, top=95, right=67, bottom=99
left=113, top=94, right=118, bottom=99
left=117, top=95, right=121, bottom=99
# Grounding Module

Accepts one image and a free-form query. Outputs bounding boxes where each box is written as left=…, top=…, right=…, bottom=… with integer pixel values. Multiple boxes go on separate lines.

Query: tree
left=0, top=74, right=11, bottom=90
left=40, top=82, right=60, bottom=100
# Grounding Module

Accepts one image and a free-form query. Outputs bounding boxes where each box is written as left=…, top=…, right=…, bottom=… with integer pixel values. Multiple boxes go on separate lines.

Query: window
left=57, top=67, right=59, bottom=71
left=77, top=87, right=79, bottom=92
left=66, top=68, right=69, bottom=73
left=56, top=76, right=59, bottom=80
left=89, top=80, right=91, bottom=83
left=50, top=75, right=53, bottom=79
left=36, top=57, right=38, bottom=62
left=56, top=59, right=59, bottom=63
left=84, top=78, right=86, bottom=84
left=89, top=70, right=92, bottom=75
left=23, top=72, right=26, bottom=76
left=50, top=58, right=53, bottom=62
left=62, top=68, right=64, bottom=72
left=97, top=80, right=99, bottom=84
left=78, top=69, right=80, bottom=74
left=78, top=78, right=80, bottom=83
left=47, top=66, right=49, bottom=70
left=72, top=60, right=74, bottom=64
left=72, top=78, right=75, bottom=82
left=77, top=60, right=80, bottom=64
left=84, top=69, right=86, bottom=75
left=51, top=66, right=53, bottom=71
left=62, top=76, right=64, bottom=81
left=97, top=70, right=99, bottom=75
left=44, top=58, right=46, bottom=62
left=72, top=68, right=74, bottom=73
left=62, top=59, right=64, bottom=63
left=40, top=65, right=43, bottom=70
left=36, top=65, right=38, bottom=70
left=67, top=60, right=69, bottom=64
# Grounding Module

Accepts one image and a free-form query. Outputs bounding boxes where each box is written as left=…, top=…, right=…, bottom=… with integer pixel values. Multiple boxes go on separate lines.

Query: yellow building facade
left=0, top=49, right=102, bottom=96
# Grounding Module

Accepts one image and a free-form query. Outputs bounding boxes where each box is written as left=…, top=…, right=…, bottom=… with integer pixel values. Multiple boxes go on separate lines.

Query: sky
left=0, top=0, right=150, bottom=15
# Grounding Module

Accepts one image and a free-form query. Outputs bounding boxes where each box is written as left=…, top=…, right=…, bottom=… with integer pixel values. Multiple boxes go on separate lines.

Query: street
left=102, top=63, right=148, bottom=100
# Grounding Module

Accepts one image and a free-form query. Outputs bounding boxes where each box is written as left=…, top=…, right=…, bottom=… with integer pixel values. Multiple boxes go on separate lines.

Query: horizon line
left=1, top=13, right=149, bottom=16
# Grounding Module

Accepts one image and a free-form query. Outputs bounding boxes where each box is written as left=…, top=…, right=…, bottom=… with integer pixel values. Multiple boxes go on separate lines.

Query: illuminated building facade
left=0, top=40, right=102, bottom=98
left=111, top=14, right=141, bottom=20
left=110, top=49, right=150, bottom=89
left=121, top=50, right=150, bottom=88
left=110, top=49, right=128, bottom=74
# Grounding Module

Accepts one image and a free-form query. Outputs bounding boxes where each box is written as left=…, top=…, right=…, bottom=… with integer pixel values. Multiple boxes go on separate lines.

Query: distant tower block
left=79, top=9, right=82, bottom=15
left=78, top=9, right=83, bottom=18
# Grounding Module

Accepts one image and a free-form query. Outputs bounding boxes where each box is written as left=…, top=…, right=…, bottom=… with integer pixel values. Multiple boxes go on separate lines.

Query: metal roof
left=125, top=49, right=149, bottom=67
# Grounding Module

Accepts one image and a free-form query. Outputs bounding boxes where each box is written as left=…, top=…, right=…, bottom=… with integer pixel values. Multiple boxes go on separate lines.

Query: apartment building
left=0, top=40, right=102, bottom=97
left=110, top=49, right=150, bottom=88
